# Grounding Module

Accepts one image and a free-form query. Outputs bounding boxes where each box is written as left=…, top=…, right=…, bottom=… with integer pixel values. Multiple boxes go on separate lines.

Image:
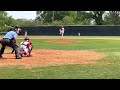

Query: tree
left=90, top=11, right=105, bottom=25
left=0, top=11, right=15, bottom=31
left=62, top=16, right=75, bottom=25
left=36, top=11, right=106, bottom=25
left=35, top=11, right=44, bottom=22
left=104, top=11, right=120, bottom=25
left=76, top=11, right=92, bottom=25
left=36, top=11, right=77, bottom=24
left=36, top=11, right=53, bottom=23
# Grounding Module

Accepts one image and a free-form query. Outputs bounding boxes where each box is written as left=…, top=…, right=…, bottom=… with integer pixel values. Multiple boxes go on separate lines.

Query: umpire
left=0, top=25, right=22, bottom=59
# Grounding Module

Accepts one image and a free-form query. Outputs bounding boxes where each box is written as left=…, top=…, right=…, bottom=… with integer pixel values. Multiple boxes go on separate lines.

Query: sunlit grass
left=0, top=36, right=120, bottom=79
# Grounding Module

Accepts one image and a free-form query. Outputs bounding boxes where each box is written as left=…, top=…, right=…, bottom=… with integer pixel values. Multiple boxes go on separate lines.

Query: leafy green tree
left=0, top=11, right=15, bottom=31
left=52, top=20, right=63, bottom=25
left=36, top=11, right=53, bottom=22
left=104, top=11, right=120, bottom=25
left=76, top=11, right=92, bottom=25
left=5, top=16, right=15, bottom=26
left=36, top=11, right=77, bottom=24
left=90, top=11, right=105, bottom=25
left=77, top=11, right=105, bottom=25
left=62, top=16, right=75, bottom=25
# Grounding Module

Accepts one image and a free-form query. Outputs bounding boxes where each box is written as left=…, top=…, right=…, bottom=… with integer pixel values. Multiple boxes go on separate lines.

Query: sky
left=6, top=11, right=36, bottom=20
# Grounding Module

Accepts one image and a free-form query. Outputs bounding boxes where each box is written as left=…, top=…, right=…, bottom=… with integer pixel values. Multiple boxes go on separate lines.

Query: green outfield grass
left=1, top=36, right=120, bottom=79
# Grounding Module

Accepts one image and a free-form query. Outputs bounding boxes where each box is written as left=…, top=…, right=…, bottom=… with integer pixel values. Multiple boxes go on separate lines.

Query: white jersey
left=19, top=41, right=31, bottom=55
left=59, top=27, right=65, bottom=34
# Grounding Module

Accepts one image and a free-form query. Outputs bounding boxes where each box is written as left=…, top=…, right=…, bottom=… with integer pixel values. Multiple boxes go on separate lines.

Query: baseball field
left=0, top=36, right=120, bottom=79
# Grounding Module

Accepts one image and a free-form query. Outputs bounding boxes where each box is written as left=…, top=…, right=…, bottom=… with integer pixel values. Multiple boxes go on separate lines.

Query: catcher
left=18, top=37, right=33, bottom=57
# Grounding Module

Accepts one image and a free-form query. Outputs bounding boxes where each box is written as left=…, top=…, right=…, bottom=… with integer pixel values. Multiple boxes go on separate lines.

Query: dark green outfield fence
left=2, top=25, right=120, bottom=36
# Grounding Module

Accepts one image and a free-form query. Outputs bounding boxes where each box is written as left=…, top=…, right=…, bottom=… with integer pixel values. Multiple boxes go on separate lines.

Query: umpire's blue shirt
left=3, top=31, right=18, bottom=39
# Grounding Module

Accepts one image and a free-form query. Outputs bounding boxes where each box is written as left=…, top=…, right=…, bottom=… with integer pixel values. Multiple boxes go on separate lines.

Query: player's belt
left=3, top=38, right=10, bottom=39
left=3, top=38, right=11, bottom=40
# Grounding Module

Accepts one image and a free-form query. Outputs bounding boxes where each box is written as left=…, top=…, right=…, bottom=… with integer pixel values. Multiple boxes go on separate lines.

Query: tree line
left=1, top=11, right=120, bottom=32
left=36, top=11, right=120, bottom=25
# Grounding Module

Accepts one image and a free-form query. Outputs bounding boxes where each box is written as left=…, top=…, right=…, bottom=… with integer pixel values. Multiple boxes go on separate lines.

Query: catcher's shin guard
left=27, top=45, right=33, bottom=57
left=11, top=48, right=15, bottom=53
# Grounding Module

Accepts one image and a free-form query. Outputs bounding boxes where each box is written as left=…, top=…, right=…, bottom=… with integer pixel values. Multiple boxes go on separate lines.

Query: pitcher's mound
left=0, top=49, right=106, bottom=68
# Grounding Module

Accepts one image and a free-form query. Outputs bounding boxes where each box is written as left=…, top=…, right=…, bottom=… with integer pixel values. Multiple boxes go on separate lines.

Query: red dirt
left=0, top=49, right=106, bottom=68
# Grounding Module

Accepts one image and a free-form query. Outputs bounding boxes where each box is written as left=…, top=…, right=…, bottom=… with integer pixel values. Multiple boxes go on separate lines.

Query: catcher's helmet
left=24, top=37, right=30, bottom=41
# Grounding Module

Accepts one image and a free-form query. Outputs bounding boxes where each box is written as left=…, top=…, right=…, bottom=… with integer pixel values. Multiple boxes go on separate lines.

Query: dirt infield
left=0, top=49, right=106, bottom=68
left=0, top=39, right=106, bottom=68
